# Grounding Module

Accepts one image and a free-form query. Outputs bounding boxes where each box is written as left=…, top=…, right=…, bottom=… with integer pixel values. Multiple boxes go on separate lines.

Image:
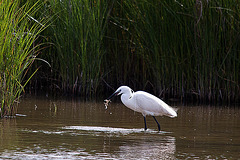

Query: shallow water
left=0, top=96, right=240, bottom=159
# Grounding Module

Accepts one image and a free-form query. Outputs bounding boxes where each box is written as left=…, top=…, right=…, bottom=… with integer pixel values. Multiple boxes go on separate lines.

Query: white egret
left=104, top=86, right=177, bottom=131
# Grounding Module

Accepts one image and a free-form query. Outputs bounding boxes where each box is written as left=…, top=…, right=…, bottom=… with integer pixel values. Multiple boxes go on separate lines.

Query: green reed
left=0, top=0, right=49, bottom=117
left=29, top=0, right=239, bottom=103
left=44, top=0, right=112, bottom=97
left=105, top=0, right=239, bottom=102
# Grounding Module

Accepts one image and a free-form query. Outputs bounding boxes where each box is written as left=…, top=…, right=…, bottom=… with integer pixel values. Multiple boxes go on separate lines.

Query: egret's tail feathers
left=167, top=106, right=177, bottom=118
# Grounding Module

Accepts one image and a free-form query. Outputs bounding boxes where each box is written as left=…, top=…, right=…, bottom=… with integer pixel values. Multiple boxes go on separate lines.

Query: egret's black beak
left=106, top=90, right=121, bottom=100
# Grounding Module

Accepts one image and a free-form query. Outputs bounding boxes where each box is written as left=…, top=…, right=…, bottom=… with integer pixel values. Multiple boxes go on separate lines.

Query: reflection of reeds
left=0, top=0, right=48, bottom=117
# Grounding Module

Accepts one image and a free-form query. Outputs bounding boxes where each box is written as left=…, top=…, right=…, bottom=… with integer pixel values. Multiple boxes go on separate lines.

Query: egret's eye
left=131, top=89, right=134, bottom=93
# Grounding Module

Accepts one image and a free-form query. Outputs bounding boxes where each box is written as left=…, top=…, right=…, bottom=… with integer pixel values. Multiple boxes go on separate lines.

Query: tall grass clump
left=24, top=0, right=239, bottom=103
left=193, top=0, right=240, bottom=102
left=102, top=0, right=152, bottom=93
left=45, top=0, right=113, bottom=97
left=0, top=0, right=49, bottom=118
left=109, top=0, right=240, bottom=103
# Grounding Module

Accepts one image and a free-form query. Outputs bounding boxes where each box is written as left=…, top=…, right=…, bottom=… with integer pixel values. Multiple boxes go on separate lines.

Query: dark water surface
left=0, top=96, right=240, bottom=159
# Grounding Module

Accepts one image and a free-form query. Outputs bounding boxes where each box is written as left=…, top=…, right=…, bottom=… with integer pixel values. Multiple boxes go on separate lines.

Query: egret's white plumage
left=105, top=86, right=177, bottom=131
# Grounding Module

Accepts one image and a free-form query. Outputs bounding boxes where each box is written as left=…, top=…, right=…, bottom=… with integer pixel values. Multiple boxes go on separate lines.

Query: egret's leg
left=152, top=116, right=161, bottom=131
left=143, top=116, right=147, bottom=131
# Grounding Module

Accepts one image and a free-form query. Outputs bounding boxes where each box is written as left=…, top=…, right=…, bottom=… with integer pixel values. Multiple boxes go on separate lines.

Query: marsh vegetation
left=1, top=0, right=240, bottom=117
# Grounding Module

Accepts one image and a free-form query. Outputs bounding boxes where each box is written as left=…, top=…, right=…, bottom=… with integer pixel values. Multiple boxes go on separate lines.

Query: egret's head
left=105, top=86, right=133, bottom=100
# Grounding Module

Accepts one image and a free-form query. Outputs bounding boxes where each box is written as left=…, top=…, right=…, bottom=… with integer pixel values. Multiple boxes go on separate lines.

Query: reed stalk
left=44, top=0, right=112, bottom=97
left=0, top=0, right=49, bottom=117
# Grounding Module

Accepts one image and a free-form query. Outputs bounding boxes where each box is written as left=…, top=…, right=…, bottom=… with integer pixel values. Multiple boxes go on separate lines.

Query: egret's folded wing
left=135, top=91, right=177, bottom=117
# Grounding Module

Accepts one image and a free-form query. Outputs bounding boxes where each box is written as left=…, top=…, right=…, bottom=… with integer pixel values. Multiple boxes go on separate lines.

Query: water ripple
left=62, top=125, right=170, bottom=135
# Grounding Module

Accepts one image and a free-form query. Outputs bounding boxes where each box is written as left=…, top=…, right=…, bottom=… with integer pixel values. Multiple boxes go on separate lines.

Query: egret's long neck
left=120, top=91, right=134, bottom=109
